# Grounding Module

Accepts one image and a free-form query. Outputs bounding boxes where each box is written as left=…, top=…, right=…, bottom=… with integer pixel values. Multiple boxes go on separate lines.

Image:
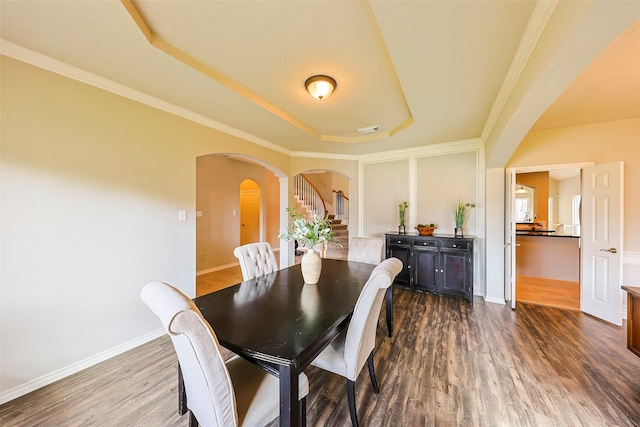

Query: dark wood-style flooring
left=2, top=289, right=639, bottom=426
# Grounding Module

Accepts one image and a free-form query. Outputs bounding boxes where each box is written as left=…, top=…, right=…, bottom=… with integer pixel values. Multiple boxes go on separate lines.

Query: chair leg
left=347, top=379, right=359, bottom=427
left=178, top=364, right=188, bottom=415
left=300, top=396, right=307, bottom=427
left=188, top=410, right=198, bottom=427
left=367, top=351, right=379, bottom=394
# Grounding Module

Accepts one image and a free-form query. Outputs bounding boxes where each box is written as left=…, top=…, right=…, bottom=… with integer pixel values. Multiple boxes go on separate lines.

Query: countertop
left=622, top=286, right=640, bottom=298
left=516, top=231, right=580, bottom=238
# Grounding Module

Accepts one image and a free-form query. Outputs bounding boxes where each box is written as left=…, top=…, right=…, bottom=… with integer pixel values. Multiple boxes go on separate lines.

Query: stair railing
left=294, top=174, right=327, bottom=219
left=333, top=190, right=349, bottom=225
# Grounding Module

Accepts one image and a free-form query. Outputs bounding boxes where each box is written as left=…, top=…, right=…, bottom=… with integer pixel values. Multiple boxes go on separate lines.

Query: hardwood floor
left=196, top=265, right=244, bottom=296
left=516, top=274, right=580, bottom=310
left=2, top=289, right=639, bottom=426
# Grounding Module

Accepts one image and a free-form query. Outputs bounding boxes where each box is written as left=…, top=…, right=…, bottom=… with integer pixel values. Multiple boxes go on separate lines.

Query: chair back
left=233, top=242, right=279, bottom=281
left=347, top=237, right=385, bottom=265
left=141, top=282, right=239, bottom=427
left=344, top=258, right=402, bottom=380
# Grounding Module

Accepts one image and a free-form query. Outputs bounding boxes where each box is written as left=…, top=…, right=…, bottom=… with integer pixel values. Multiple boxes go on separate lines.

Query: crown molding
left=0, top=39, right=292, bottom=156
left=359, top=138, right=483, bottom=164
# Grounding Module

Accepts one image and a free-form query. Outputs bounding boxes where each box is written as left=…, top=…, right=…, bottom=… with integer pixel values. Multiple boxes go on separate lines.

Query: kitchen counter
left=516, top=234, right=580, bottom=281
left=516, top=231, right=580, bottom=238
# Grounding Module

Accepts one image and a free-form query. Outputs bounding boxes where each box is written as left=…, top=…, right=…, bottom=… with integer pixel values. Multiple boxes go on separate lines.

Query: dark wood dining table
left=192, top=258, right=376, bottom=427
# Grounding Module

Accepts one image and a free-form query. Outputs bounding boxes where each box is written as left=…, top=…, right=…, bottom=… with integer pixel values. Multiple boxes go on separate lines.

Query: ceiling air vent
left=356, top=125, right=381, bottom=135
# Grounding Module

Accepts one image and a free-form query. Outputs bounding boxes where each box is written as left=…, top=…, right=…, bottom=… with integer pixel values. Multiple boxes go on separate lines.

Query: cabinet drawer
left=388, top=238, right=411, bottom=245
left=440, top=241, right=470, bottom=251
left=414, top=240, right=438, bottom=248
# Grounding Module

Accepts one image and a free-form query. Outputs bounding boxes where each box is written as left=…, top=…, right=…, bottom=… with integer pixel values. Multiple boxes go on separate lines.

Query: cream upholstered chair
left=140, top=282, right=309, bottom=427
left=348, top=237, right=393, bottom=338
left=233, top=242, right=279, bottom=281
left=347, top=237, right=385, bottom=265
left=310, top=258, right=402, bottom=427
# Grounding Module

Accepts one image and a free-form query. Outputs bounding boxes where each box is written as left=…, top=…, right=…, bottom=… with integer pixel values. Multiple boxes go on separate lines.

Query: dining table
left=191, top=258, right=377, bottom=427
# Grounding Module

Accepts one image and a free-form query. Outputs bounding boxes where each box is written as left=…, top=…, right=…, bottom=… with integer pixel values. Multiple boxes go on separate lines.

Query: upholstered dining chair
left=310, top=257, right=402, bottom=427
left=233, top=242, right=279, bottom=281
left=348, top=237, right=394, bottom=338
left=140, top=281, right=309, bottom=427
left=347, top=237, right=385, bottom=265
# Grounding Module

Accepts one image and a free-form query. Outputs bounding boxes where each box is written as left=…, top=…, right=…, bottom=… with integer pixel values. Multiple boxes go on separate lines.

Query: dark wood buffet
left=385, top=233, right=474, bottom=303
left=622, top=286, right=640, bottom=358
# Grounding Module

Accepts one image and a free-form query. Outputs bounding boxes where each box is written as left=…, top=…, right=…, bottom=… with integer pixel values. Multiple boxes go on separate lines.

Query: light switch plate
left=178, top=210, right=187, bottom=221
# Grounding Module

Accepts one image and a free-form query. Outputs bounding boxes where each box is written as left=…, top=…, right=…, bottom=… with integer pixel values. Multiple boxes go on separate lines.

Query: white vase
left=301, top=248, right=322, bottom=284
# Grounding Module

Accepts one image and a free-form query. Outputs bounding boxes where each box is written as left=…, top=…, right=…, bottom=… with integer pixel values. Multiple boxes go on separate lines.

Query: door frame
left=505, top=162, right=593, bottom=310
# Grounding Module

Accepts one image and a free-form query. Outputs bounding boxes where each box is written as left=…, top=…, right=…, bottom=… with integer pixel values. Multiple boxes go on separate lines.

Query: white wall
left=0, top=56, right=290, bottom=403
left=359, top=140, right=486, bottom=296
left=557, top=175, right=580, bottom=226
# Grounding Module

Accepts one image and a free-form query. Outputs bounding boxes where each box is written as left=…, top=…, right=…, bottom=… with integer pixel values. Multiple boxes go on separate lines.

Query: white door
left=505, top=168, right=517, bottom=309
left=581, top=162, right=623, bottom=325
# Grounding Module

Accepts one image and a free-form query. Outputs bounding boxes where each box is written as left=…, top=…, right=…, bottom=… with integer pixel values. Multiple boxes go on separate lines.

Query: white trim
left=0, top=328, right=165, bottom=405
left=485, top=296, right=506, bottom=305
left=291, top=151, right=359, bottom=161
left=481, top=0, right=558, bottom=141
left=359, top=138, right=482, bottom=163
left=196, top=261, right=239, bottom=276
left=0, top=39, right=291, bottom=156
left=624, top=251, right=640, bottom=266
left=512, top=162, right=594, bottom=174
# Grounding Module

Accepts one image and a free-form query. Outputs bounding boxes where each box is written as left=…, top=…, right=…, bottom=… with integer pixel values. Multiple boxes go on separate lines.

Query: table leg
left=385, top=286, right=393, bottom=338
left=279, top=364, right=300, bottom=427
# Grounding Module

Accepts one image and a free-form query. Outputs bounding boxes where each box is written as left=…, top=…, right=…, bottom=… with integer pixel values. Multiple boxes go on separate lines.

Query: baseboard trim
left=196, top=261, right=239, bottom=276
left=485, top=296, right=506, bottom=305
left=0, top=328, right=165, bottom=405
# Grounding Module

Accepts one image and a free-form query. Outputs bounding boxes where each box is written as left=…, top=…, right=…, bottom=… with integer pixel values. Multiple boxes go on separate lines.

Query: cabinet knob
left=452, top=244, right=457, bottom=247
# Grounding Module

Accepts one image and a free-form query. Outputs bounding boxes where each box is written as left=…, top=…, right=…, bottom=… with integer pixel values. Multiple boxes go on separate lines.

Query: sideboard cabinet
left=385, top=233, right=474, bottom=303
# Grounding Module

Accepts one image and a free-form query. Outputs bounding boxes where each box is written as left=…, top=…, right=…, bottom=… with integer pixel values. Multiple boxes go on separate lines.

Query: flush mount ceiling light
left=305, top=75, right=336, bottom=100
left=516, top=185, right=529, bottom=194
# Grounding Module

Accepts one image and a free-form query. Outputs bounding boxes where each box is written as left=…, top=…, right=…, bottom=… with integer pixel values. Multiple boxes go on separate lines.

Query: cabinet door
left=414, top=246, right=438, bottom=292
left=440, top=249, right=470, bottom=297
left=388, top=243, right=411, bottom=287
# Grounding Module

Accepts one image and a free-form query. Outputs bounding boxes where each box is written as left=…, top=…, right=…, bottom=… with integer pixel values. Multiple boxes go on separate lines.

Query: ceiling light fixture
left=305, top=75, right=336, bottom=100
left=516, top=185, right=529, bottom=194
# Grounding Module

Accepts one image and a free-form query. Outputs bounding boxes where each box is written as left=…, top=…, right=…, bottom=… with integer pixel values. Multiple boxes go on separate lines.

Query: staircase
left=326, top=214, right=348, bottom=260
left=293, top=173, right=349, bottom=260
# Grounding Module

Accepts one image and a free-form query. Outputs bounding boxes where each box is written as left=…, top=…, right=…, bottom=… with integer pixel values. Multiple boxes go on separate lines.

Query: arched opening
left=293, top=169, right=350, bottom=260
left=195, top=153, right=287, bottom=295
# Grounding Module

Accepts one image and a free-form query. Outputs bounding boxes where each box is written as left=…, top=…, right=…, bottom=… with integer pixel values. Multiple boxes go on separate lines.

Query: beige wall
left=508, top=117, right=640, bottom=253
left=0, top=56, right=291, bottom=400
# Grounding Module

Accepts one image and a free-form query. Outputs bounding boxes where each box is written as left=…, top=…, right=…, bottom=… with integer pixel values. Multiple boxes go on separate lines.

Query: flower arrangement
left=453, top=199, right=476, bottom=228
left=278, top=207, right=341, bottom=249
left=399, top=201, right=408, bottom=226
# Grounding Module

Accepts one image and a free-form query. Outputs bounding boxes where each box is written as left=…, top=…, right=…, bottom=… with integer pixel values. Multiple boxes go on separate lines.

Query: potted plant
left=398, top=201, right=408, bottom=234
left=453, top=199, right=476, bottom=237
left=278, top=207, right=341, bottom=284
